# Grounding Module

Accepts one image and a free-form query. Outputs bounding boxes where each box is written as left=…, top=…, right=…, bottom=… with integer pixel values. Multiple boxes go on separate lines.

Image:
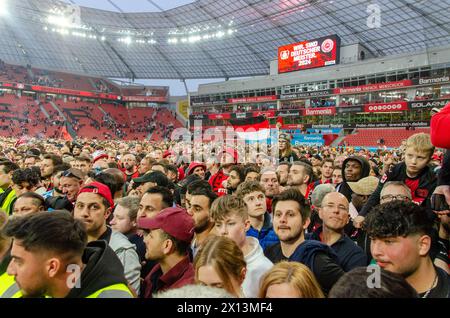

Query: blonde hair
left=405, top=133, right=434, bottom=157
left=194, top=236, right=246, bottom=297
left=209, top=195, right=248, bottom=222
left=258, top=261, right=324, bottom=298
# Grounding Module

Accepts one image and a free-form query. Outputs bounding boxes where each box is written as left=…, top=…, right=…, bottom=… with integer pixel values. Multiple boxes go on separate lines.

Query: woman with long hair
left=194, top=236, right=247, bottom=297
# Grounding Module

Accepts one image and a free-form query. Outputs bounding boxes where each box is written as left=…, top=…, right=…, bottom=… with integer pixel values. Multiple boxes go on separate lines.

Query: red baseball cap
left=77, top=182, right=114, bottom=208
left=137, top=207, right=194, bottom=243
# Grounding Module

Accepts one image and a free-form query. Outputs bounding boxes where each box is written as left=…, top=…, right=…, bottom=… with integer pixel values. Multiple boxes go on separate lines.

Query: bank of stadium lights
left=117, top=37, right=157, bottom=45
left=0, top=0, right=7, bottom=17
left=167, top=29, right=236, bottom=44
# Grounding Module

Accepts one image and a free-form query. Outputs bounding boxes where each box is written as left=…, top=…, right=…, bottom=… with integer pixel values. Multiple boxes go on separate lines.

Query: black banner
left=408, top=99, right=450, bottom=109
left=280, top=89, right=333, bottom=100
left=189, top=114, right=208, bottom=120
left=336, top=105, right=364, bottom=114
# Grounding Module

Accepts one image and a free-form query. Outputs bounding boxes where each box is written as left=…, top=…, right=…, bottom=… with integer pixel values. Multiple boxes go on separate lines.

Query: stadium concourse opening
left=0, top=0, right=449, bottom=304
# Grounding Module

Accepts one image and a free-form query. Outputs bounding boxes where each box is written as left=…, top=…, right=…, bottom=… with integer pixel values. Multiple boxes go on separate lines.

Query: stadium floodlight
left=216, top=31, right=225, bottom=38
left=100, top=36, right=106, bottom=41
left=0, top=0, right=7, bottom=17
left=188, top=35, right=201, bottom=43
left=124, top=37, right=132, bottom=44
left=47, top=15, right=71, bottom=28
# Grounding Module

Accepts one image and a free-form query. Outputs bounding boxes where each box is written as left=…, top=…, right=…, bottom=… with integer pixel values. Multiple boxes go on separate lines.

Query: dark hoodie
left=337, top=156, right=371, bottom=202
left=65, top=240, right=131, bottom=298
left=264, top=240, right=344, bottom=294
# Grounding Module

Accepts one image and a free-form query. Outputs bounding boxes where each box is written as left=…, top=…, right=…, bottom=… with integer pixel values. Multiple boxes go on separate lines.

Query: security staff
left=3, top=211, right=134, bottom=298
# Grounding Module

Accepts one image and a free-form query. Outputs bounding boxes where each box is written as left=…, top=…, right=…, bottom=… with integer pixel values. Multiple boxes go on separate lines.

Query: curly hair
left=12, top=168, right=41, bottom=187
left=364, top=200, right=434, bottom=238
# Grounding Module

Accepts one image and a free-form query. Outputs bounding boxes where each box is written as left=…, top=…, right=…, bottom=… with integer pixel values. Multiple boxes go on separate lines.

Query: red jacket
left=142, top=256, right=194, bottom=298
left=431, top=102, right=450, bottom=148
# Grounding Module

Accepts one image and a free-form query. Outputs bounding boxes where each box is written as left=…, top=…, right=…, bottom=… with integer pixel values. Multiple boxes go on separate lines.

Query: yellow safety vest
left=0, top=272, right=22, bottom=298
left=0, top=189, right=16, bottom=215
left=85, top=283, right=133, bottom=298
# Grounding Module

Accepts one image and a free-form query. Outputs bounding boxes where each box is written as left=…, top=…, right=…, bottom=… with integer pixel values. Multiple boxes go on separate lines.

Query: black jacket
left=279, top=151, right=299, bottom=163
left=337, top=156, right=371, bottom=202
left=306, top=227, right=368, bottom=271
left=360, top=162, right=437, bottom=217
left=65, top=240, right=130, bottom=298
left=438, top=150, right=450, bottom=186
left=264, top=240, right=345, bottom=294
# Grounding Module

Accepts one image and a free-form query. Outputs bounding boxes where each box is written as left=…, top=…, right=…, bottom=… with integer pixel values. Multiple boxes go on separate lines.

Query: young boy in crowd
left=356, top=133, right=437, bottom=225
left=210, top=195, right=273, bottom=298
left=235, top=181, right=279, bottom=250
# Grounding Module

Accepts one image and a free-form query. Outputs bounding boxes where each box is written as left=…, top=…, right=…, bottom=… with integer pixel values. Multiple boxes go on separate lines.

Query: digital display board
left=278, top=35, right=340, bottom=74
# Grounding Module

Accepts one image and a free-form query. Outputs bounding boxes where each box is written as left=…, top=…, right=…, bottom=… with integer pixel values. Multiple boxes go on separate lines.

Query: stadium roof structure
left=0, top=0, right=449, bottom=80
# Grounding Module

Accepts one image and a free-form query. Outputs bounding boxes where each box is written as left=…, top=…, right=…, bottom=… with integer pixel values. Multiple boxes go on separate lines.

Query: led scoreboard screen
left=278, top=35, right=341, bottom=74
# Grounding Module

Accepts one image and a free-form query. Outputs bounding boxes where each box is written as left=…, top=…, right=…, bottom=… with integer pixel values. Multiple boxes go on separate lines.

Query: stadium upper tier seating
left=340, top=128, right=431, bottom=148
left=0, top=93, right=181, bottom=141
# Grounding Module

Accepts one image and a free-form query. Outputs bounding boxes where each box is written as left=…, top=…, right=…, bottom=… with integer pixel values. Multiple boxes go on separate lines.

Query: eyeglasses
left=380, top=194, right=411, bottom=202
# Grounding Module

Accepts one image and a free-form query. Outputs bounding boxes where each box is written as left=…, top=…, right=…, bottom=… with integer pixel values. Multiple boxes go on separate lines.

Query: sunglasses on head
left=62, top=170, right=82, bottom=180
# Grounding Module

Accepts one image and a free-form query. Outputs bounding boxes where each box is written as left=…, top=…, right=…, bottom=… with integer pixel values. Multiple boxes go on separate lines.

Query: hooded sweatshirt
left=242, top=237, right=273, bottom=298
left=264, top=239, right=344, bottom=294
left=65, top=240, right=132, bottom=298
left=336, top=156, right=371, bottom=202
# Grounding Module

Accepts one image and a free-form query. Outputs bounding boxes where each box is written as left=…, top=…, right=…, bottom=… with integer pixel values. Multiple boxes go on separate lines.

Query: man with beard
left=276, top=162, right=290, bottom=187
left=308, top=192, right=367, bottom=271
left=264, top=188, right=344, bottom=294
left=186, top=187, right=217, bottom=257
left=225, top=165, right=244, bottom=195
left=121, top=153, right=139, bottom=183
left=42, top=163, right=71, bottom=199
left=139, top=207, right=195, bottom=298
left=74, top=182, right=141, bottom=295
left=287, top=161, right=314, bottom=197
left=40, top=154, right=63, bottom=190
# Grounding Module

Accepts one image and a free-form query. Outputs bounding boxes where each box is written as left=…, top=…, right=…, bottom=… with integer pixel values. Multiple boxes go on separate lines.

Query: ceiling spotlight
left=0, top=0, right=8, bottom=17
left=47, top=15, right=71, bottom=28
left=123, top=36, right=132, bottom=45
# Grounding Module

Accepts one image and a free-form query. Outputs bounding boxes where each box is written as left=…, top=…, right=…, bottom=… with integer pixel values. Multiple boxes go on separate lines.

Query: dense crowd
left=0, top=102, right=449, bottom=299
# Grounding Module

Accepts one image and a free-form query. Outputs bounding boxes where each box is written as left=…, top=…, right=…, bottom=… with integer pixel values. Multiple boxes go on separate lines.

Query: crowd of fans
left=0, top=102, right=449, bottom=299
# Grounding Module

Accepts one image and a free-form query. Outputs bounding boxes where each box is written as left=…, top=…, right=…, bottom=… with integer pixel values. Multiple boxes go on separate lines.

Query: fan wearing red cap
left=187, top=162, right=206, bottom=179
left=74, top=182, right=142, bottom=294
left=138, top=207, right=195, bottom=298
